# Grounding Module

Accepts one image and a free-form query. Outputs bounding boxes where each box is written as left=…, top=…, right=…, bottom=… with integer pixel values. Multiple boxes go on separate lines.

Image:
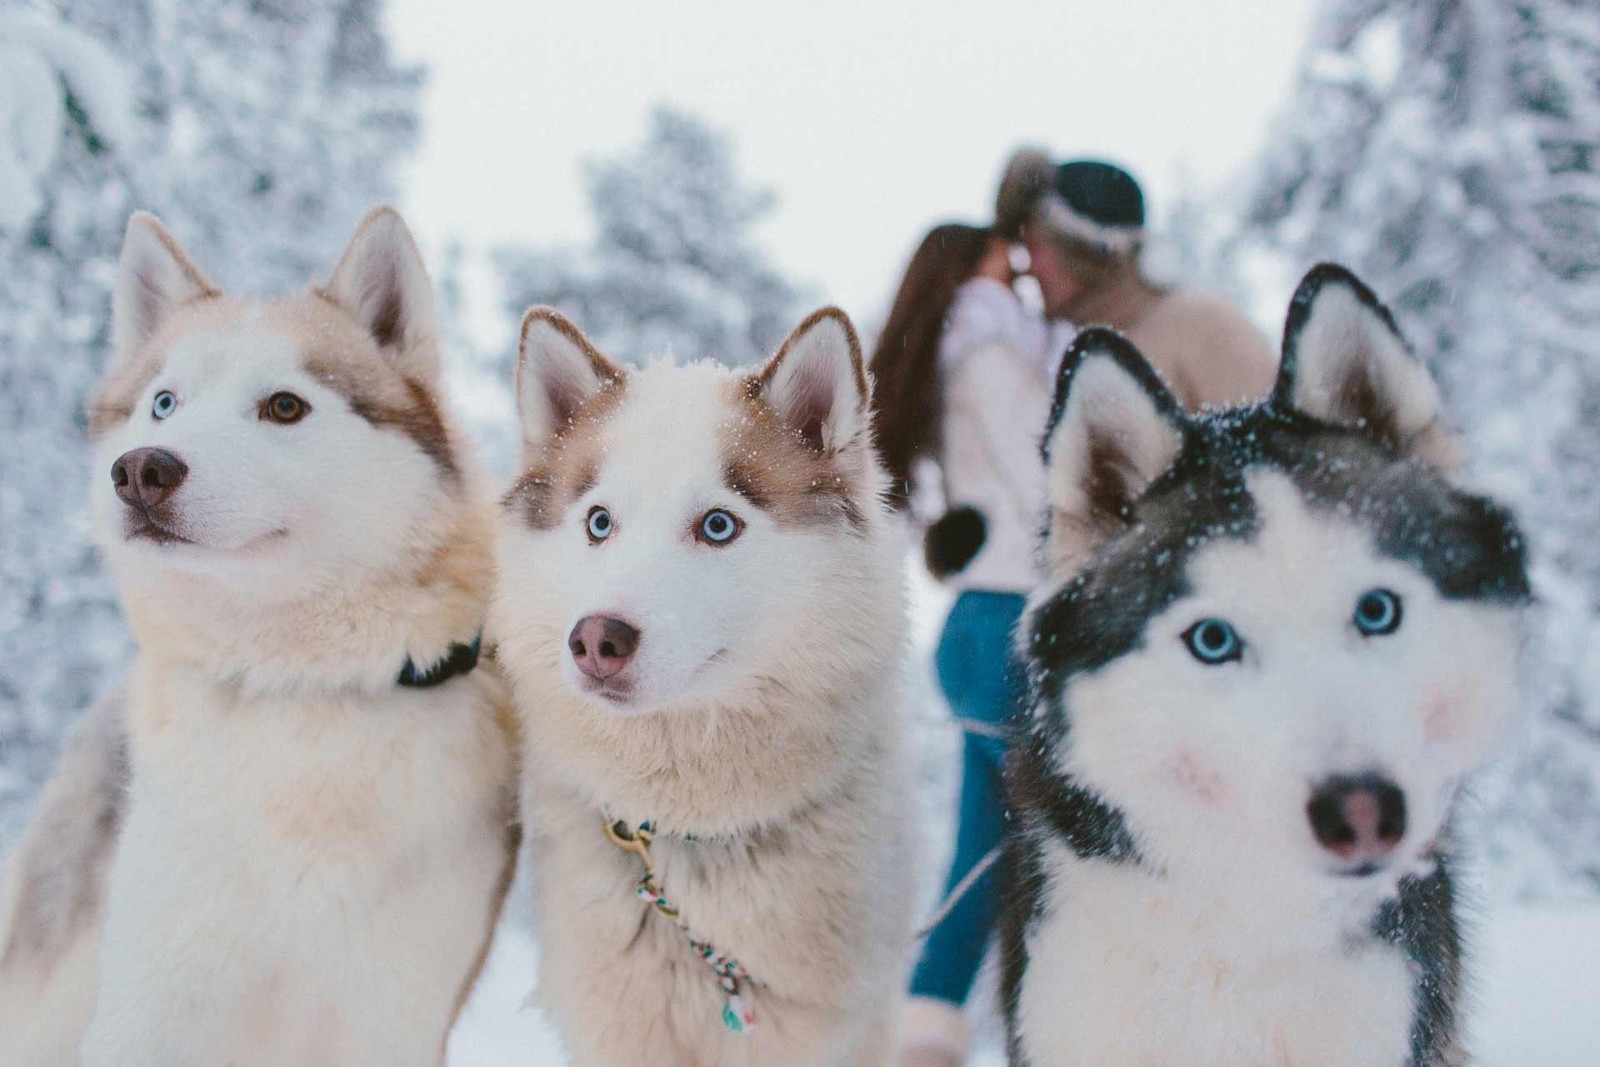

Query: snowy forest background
left=1, top=0, right=1598, bottom=953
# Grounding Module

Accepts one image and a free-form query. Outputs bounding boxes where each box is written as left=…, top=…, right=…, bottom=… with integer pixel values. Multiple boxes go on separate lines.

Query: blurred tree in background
left=1239, top=0, right=1600, bottom=895
left=4, top=0, right=1598, bottom=907
left=0, top=0, right=420, bottom=841
left=496, top=106, right=803, bottom=368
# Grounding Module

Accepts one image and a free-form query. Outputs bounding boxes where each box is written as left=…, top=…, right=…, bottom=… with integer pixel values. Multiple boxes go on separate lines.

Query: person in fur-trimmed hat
left=995, top=149, right=1276, bottom=410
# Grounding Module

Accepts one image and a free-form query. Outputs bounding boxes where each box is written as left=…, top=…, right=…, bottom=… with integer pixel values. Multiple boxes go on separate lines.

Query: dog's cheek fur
left=1052, top=645, right=1291, bottom=874
left=1396, top=596, right=1524, bottom=778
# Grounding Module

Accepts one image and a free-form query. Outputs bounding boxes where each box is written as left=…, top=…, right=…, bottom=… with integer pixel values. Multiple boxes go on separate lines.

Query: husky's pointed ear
left=1275, top=264, right=1460, bottom=468
left=515, top=307, right=626, bottom=453
left=1042, top=329, right=1186, bottom=576
left=753, top=307, right=869, bottom=454
left=112, top=212, right=218, bottom=364
left=320, top=206, right=440, bottom=380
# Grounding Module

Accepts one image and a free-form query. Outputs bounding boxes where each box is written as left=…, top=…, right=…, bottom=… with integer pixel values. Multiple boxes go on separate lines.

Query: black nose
left=568, top=615, right=641, bottom=680
left=112, top=448, right=188, bottom=509
left=1307, top=774, right=1407, bottom=866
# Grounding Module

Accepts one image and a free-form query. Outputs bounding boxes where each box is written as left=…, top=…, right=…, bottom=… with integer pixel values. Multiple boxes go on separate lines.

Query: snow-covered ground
left=449, top=902, right=1600, bottom=1064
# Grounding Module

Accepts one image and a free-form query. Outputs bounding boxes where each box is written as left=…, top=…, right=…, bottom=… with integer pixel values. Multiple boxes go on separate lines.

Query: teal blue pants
left=909, top=590, right=1026, bottom=1006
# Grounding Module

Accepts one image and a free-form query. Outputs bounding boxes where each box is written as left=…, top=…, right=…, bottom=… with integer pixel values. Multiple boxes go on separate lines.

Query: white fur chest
left=81, top=663, right=511, bottom=1067
left=1016, top=843, right=1417, bottom=1067
left=522, top=759, right=911, bottom=1065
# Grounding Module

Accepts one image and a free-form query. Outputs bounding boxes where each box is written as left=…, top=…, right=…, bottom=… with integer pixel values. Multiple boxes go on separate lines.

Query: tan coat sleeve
left=1128, top=292, right=1278, bottom=412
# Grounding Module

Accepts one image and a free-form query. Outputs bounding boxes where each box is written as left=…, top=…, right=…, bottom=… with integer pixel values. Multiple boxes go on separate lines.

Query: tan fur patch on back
left=719, top=376, right=867, bottom=530
left=502, top=377, right=628, bottom=530
left=2, top=687, right=128, bottom=974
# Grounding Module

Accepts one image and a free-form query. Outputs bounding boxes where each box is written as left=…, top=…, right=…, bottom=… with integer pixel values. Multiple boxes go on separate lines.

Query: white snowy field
left=448, top=895, right=1600, bottom=1064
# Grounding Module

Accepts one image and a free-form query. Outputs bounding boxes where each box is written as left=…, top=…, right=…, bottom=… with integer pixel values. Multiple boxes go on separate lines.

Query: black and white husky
left=1000, top=265, right=1531, bottom=1067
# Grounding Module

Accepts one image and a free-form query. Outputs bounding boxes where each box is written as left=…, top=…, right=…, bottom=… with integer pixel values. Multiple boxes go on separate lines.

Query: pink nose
left=1307, top=774, right=1406, bottom=867
left=568, top=615, right=640, bottom=680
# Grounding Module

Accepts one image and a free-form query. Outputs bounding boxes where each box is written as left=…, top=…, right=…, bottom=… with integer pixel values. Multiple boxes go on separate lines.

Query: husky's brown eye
left=262, top=392, right=309, bottom=425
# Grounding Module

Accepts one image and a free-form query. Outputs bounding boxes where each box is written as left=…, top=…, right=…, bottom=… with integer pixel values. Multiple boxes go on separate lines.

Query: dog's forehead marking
left=506, top=354, right=871, bottom=533
left=504, top=359, right=727, bottom=531
left=600, top=361, right=730, bottom=496
left=277, top=296, right=462, bottom=483
left=162, top=325, right=300, bottom=387
left=1183, top=469, right=1391, bottom=610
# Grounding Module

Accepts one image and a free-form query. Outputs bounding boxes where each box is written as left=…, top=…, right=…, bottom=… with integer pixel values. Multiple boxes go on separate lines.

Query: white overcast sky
left=387, top=0, right=1316, bottom=345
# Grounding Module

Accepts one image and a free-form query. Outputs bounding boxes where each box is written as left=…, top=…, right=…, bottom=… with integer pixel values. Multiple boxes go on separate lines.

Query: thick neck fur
left=512, top=646, right=900, bottom=838
left=114, top=479, right=496, bottom=700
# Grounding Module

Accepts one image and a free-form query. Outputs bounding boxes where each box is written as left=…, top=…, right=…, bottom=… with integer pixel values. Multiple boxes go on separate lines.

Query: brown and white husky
left=492, top=307, right=914, bottom=1065
left=0, top=207, right=518, bottom=1066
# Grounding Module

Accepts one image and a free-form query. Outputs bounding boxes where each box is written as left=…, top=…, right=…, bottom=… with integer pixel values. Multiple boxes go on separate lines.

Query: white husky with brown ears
left=0, top=207, right=518, bottom=1066
left=492, top=307, right=913, bottom=1065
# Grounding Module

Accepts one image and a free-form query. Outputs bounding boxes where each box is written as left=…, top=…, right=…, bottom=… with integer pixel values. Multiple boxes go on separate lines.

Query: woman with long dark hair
left=872, top=223, right=1070, bottom=1067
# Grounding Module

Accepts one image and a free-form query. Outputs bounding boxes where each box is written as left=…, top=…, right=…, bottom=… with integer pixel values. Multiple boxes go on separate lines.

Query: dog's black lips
left=124, top=513, right=192, bottom=545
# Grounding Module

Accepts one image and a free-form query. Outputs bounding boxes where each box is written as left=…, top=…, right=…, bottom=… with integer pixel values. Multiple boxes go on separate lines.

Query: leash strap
left=914, top=843, right=1003, bottom=940
left=397, top=635, right=482, bottom=688
left=603, top=816, right=757, bottom=1034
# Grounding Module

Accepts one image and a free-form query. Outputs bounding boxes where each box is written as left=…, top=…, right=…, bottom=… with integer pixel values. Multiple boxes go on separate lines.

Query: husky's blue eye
left=697, top=508, right=742, bottom=546
left=1354, top=589, right=1402, bottom=636
left=586, top=506, right=613, bottom=543
left=151, top=390, right=177, bottom=420
left=1183, top=618, right=1242, bottom=665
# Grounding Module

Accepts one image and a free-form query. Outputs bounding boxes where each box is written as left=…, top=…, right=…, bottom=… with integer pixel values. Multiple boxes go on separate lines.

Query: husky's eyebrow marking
left=717, top=378, right=868, bottom=532
left=300, top=338, right=464, bottom=486
left=502, top=383, right=625, bottom=530
left=343, top=376, right=460, bottom=486
left=721, top=457, right=771, bottom=511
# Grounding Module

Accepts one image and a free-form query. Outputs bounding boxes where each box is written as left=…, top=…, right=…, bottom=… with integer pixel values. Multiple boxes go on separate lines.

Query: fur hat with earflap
left=994, top=148, right=1146, bottom=257
left=994, top=147, right=1056, bottom=239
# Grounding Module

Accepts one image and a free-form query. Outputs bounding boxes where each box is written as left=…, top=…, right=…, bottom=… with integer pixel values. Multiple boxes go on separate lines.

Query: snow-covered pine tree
left=496, top=106, right=803, bottom=367
left=1239, top=0, right=1600, bottom=896
left=151, top=0, right=422, bottom=289
left=0, top=0, right=421, bottom=841
left=0, top=6, right=141, bottom=836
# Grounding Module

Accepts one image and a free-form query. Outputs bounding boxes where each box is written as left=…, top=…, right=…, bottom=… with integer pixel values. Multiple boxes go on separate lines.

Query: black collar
left=397, top=635, right=482, bottom=689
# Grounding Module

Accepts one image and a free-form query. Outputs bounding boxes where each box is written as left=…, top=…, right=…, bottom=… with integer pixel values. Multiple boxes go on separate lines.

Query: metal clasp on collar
left=604, top=817, right=679, bottom=919
left=599, top=813, right=753, bottom=1032
left=603, top=817, right=653, bottom=865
